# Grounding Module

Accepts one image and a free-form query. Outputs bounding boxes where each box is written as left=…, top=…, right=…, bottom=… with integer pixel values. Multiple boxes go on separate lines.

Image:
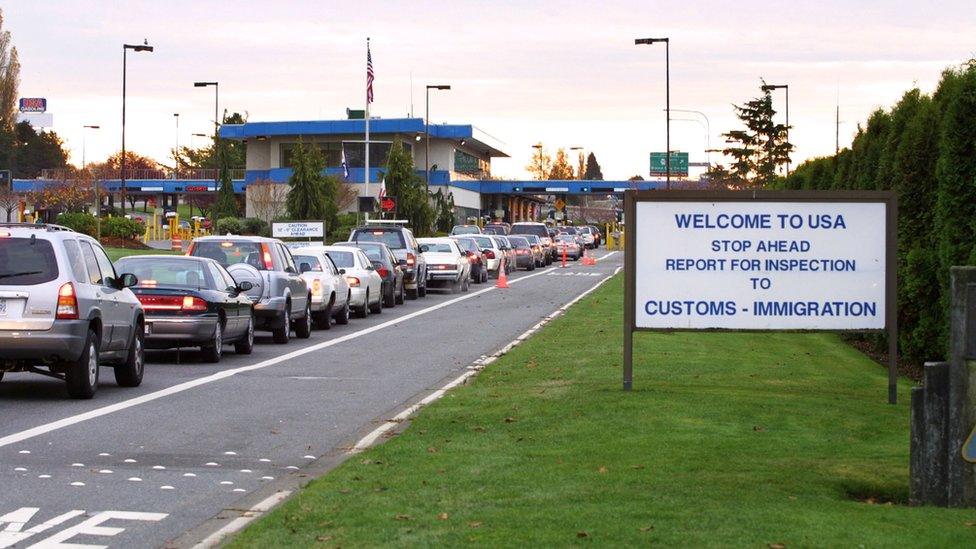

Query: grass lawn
left=230, top=275, right=976, bottom=547
left=105, top=247, right=178, bottom=262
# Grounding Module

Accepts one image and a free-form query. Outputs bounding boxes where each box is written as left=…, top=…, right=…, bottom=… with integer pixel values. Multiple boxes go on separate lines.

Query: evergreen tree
left=285, top=139, right=327, bottom=221
left=721, top=81, right=794, bottom=187
left=433, top=189, right=455, bottom=233
left=583, top=152, right=603, bottom=180
left=384, top=137, right=432, bottom=235
left=211, top=140, right=241, bottom=220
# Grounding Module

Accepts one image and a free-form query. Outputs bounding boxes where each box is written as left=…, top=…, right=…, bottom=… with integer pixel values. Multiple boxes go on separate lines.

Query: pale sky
left=4, top=0, right=974, bottom=180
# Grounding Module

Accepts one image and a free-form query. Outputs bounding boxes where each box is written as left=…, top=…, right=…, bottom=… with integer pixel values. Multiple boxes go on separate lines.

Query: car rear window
left=326, top=250, right=355, bottom=269
left=509, top=237, right=530, bottom=247
left=350, top=229, right=406, bottom=250
left=192, top=241, right=266, bottom=270
left=452, top=225, right=480, bottom=235
left=471, top=236, right=494, bottom=248
left=0, top=237, right=59, bottom=285
left=422, top=242, right=454, bottom=253
left=293, top=255, right=323, bottom=272
left=510, top=224, right=549, bottom=238
left=116, top=257, right=213, bottom=289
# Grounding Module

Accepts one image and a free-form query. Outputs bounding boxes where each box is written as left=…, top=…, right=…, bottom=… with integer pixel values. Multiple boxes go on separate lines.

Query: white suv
left=0, top=224, right=145, bottom=399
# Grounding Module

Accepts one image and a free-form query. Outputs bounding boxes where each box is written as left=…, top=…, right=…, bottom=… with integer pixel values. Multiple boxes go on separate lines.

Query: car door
left=208, top=261, right=241, bottom=337
left=359, top=251, right=381, bottom=299
left=84, top=241, right=127, bottom=351
left=325, top=255, right=349, bottom=307
left=277, top=243, right=307, bottom=316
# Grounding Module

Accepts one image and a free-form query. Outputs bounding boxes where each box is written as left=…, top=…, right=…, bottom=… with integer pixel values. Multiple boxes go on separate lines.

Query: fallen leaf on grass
left=598, top=466, right=608, bottom=474
left=473, top=426, right=486, bottom=432
left=577, top=531, right=589, bottom=538
left=632, top=464, right=645, bottom=470
left=438, top=513, right=449, bottom=520
left=753, top=425, right=765, bottom=432
left=504, top=417, right=517, bottom=423
left=468, top=521, right=482, bottom=528
left=965, top=521, right=976, bottom=527
left=427, top=447, right=438, bottom=453
left=338, top=488, right=351, bottom=494
left=395, top=514, right=412, bottom=521
left=768, top=544, right=786, bottom=549
left=316, top=535, right=333, bottom=542
left=640, top=526, right=654, bottom=532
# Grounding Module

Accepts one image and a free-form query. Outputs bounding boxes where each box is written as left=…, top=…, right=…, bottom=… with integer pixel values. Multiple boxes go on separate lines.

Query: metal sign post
left=623, top=190, right=898, bottom=403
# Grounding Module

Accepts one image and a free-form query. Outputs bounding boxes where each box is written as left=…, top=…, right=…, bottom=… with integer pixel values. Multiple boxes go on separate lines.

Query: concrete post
left=910, top=267, right=976, bottom=506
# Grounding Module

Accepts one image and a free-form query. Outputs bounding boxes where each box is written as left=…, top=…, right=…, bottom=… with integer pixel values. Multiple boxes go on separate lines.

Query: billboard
left=19, top=98, right=47, bottom=113
left=649, top=152, right=689, bottom=177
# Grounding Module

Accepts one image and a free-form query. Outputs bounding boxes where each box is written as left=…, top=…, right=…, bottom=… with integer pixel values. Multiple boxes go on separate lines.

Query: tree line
left=776, top=59, right=976, bottom=366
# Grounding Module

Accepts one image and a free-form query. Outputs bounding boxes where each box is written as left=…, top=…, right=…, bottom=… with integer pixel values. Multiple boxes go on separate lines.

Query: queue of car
left=0, top=220, right=602, bottom=399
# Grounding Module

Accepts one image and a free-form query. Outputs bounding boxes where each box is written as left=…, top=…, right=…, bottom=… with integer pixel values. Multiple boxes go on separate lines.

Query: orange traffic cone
left=582, top=247, right=596, bottom=266
left=495, top=257, right=510, bottom=289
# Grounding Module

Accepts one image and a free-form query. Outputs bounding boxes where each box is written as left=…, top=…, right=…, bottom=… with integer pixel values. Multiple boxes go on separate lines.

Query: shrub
left=241, top=217, right=269, bottom=236
left=56, top=212, right=98, bottom=237
left=103, top=216, right=145, bottom=240
left=215, top=217, right=244, bottom=235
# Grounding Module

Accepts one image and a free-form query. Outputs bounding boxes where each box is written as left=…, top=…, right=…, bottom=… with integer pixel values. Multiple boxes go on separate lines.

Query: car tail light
left=312, top=279, right=322, bottom=296
left=346, top=276, right=360, bottom=287
left=186, top=242, right=196, bottom=256
left=137, top=295, right=207, bottom=312
left=56, top=282, right=79, bottom=320
left=258, top=243, right=274, bottom=269
left=516, top=249, right=527, bottom=255
left=182, top=296, right=208, bottom=311
left=0, top=231, right=10, bottom=238
left=406, top=253, right=416, bottom=267
left=377, top=266, right=390, bottom=278
left=483, top=250, right=495, bottom=259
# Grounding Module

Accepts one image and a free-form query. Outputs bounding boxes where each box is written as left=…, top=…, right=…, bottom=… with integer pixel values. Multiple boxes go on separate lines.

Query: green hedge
left=780, top=60, right=976, bottom=365
left=103, top=216, right=145, bottom=240
left=56, top=213, right=98, bottom=237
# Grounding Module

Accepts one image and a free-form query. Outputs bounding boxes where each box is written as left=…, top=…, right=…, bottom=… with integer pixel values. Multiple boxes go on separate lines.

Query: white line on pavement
left=0, top=266, right=564, bottom=449
left=349, top=265, right=623, bottom=454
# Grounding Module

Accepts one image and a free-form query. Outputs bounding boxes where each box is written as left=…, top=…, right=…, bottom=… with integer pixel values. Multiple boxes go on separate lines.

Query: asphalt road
left=0, top=251, right=622, bottom=548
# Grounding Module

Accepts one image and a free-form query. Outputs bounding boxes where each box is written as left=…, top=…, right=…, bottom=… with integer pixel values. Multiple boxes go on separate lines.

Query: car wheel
left=462, top=276, right=470, bottom=292
left=384, top=283, right=396, bottom=308
left=273, top=306, right=291, bottom=344
left=528, top=261, right=536, bottom=271
left=396, top=281, right=405, bottom=304
left=418, top=279, right=428, bottom=298
left=115, top=326, right=144, bottom=387
left=235, top=313, right=255, bottom=355
left=451, top=278, right=462, bottom=294
left=335, top=296, right=350, bottom=325
left=295, top=301, right=312, bottom=339
left=315, top=296, right=333, bottom=330
left=370, top=290, right=384, bottom=314
left=357, top=291, right=369, bottom=318
left=66, top=329, right=99, bottom=399
left=201, top=321, right=224, bottom=363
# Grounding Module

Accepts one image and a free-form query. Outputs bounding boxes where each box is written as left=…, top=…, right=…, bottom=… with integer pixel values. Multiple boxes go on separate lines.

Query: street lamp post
left=194, top=82, right=220, bottom=197
left=425, top=84, right=451, bottom=194
left=635, top=37, right=670, bottom=189
left=82, top=125, right=100, bottom=169
left=669, top=108, right=711, bottom=166
left=121, top=41, right=154, bottom=215
left=761, top=83, right=790, bottom=176
left=83, top=125, right=101, bottom=234
left=173, top=113, right=180, bottom=176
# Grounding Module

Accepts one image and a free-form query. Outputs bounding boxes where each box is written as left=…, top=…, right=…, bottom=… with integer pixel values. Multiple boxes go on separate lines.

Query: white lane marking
left=36, top=475, right=50, bottom=479
left=239, top=469, right=252, bottom=473
left=595, top=251, right=618, bottom=262
left=183, top=473, right=196, bottom=478
left=152, top=465, right=166, bottom=470
left=13, top=468, right=26, bottom=472
left=27, top=511, right=167, bottom=548
left=223, top=452, right=237, bottom=456
left=123, top=459, right=137, bottom=463
left=127, top=477, right=141, bottom=482
left=68, top=482, right=84, bottom=487
left=69, top=463, right=83, bottom=468
left=349, top=265, right=623, bottom=454
left=97, top=470, right=112, bottom=474
left=193, top=491, right=291, bottom=549
left=17, top=451, right=29, bottom=455
left=0, top=508, right=85, bottom=548
left=0, top=266, right=559, bottom=450
left=160, top=485, right=175, bottom=491
left=98, top=453, right=110, bottom=457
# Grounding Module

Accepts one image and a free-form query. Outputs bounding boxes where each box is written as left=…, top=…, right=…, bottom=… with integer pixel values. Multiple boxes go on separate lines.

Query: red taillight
left=186, top=242, right=196, bottom=256
left=516, top=249, right=528, bottom=255
left=406, top=253, right=416, bottom=267
left=137, top=294, right=207, bottom=312
left=483, top=250, right=495, bottom=259
left=377, top=267, right=389, bottom=278
left=346, top=276, right=360, bottom=287
left=56, top=282, right=79, bottom=320
left=260, top=243, right=274, bottom=269
left=312, top=279, right=322, bottom=296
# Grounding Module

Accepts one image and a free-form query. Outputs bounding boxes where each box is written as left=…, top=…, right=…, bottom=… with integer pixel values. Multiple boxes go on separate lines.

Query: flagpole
left=364, top=37, right=371, bottom=222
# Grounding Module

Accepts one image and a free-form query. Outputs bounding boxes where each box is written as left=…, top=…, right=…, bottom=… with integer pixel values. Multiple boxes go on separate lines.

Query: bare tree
left=0, top=186, right=20, bottom=221
left=336, top=179, right=358, bottom=212
left=247, top=180, right=287, bottom=225
left=0, top=9, right=20, bottom=131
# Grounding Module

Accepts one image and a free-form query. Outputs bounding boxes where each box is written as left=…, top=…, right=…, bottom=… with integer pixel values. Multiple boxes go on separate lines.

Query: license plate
left=0, top=298, right=6, bottom=315
left=144, top=322, right=152, bottom=336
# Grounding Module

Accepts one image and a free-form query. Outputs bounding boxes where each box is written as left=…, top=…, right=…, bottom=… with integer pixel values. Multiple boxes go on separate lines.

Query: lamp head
left=427, top=84, right=451, bottom=90
left=635, top=37, right=668, bottom=45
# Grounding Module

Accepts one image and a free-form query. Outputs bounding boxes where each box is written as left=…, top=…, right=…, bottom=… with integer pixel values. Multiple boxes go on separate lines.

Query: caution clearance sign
left=622, top=190, right=898, bottom=402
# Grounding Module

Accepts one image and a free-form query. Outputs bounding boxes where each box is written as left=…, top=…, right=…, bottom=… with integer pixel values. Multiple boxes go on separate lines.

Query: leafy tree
left=87, top=150, right=159, bottom=179
left=548, top=148, right=575, bottom=180
left=583, top=152, right=603, bottom=180
left=526, top=143, right=551, bottom=180
left=174, top=111, right=247, bottom=171
left=433, top=189, right=455, bottom=233
left=212, top=140, right=241, bottom=220
left=383, top=137, right=432, bottom=235
left=0, top=8, right=19, bottom=131
left=5, top=121, right=69, bottom=178
left=721, top=81, right=794, bottom=188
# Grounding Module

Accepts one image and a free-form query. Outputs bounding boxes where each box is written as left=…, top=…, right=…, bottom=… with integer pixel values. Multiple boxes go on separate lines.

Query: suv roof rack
left=363, top=219, right=409, bottom=226
left=0, top=222, right=75, bottom=232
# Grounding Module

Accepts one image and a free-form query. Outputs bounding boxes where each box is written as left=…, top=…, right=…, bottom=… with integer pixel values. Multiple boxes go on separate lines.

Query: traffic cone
left=495, top=257, right=509, bottom=289
left=582, top=247, right=596, bottom=266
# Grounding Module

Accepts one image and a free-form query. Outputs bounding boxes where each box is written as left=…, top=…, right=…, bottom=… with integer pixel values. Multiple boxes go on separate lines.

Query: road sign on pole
left=649, top=152, right=689, bottom=177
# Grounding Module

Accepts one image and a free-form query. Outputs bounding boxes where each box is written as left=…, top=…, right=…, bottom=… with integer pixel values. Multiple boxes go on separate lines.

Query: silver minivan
left=188, top=235, right=311, bottom=344
left=0, top=223, right=145, bottom=399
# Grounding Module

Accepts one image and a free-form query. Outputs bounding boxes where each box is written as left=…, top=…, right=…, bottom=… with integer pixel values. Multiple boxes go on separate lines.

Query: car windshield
left=422, top=242, right=454, bottom=253
left=192, top=241, right=266, bottom=270
left=524, top=235, right=541, bottom=244
left=452, top=225, right=480, bottom=235
left=357, top=246, right=385, bottom=261
left=559, top=227, right=579, bottom=235
left=509, top=237, right=529, bottom=248
left=510, top=224, right=549, bottom=238
left=0, top=237, right=58, bottom=285
left=116, top=257, right=212, bottom=289
left=293, top=255, right=323, bottom=272
left=579, top=227, right=592, bottom=234
left=326, top=250, right=355, bottom=268
left=471, top=236, right=494, bottom=248
left=351, top=229, right=406, bottom=250
left=556, top=235, right=577, bottom=243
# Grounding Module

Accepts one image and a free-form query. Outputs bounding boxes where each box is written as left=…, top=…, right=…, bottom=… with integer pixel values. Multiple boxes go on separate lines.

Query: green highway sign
left=649, top=152, right=689, bottom=177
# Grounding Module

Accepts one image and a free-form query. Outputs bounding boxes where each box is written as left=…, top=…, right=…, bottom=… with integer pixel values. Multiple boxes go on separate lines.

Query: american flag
left=340, top=148, right=349, bottom=179
left=378, top=176, right=386, bottom=199
left=366, top=42, right=374, bottom=104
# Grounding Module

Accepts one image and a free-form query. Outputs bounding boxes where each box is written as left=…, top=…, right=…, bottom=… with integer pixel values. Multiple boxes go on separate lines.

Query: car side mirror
left=299, top=262, right=312, bottom=273
left=398, top=259, right=407, bottom=266
left=420, top=244, right=429, bottom=253
left=285, top=266, right=297, bottom=274
left=339, top=268, right=346, bottom=275
left=118, top=273, right=138, bottom=288
left=237, top=281, right=254, bottom=292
